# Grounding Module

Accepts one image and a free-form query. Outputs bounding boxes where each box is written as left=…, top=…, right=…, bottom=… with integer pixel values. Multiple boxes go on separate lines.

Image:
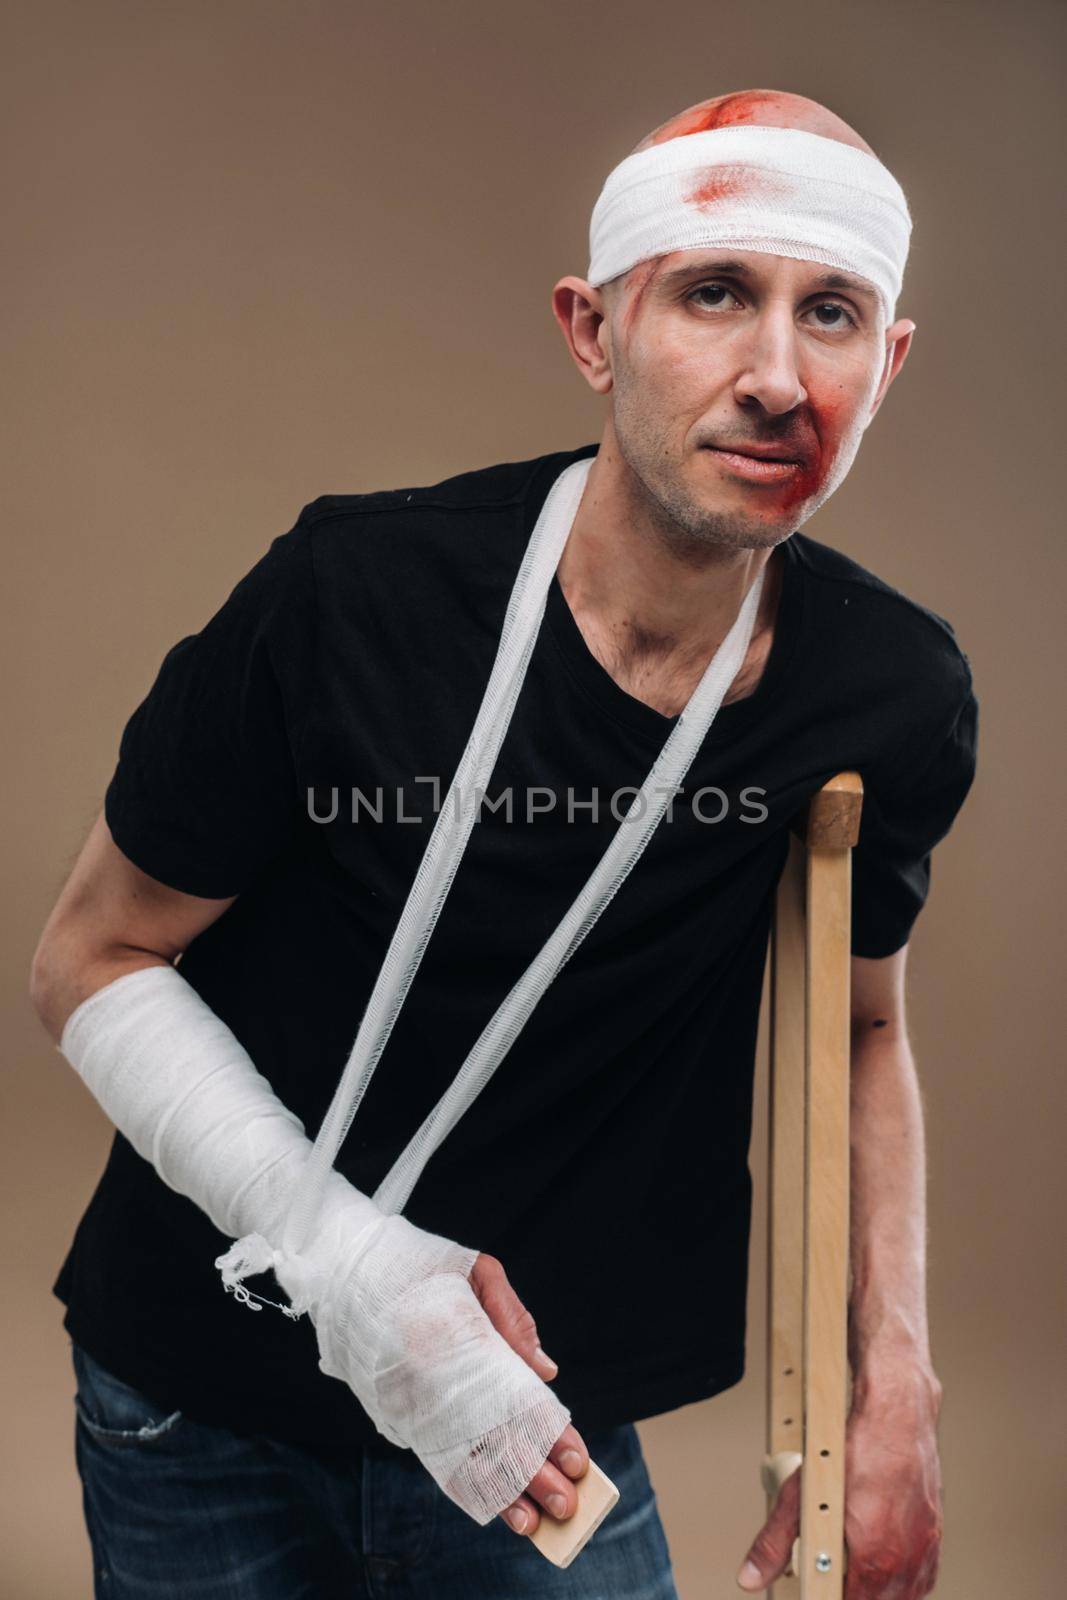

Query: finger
left=499, top=1492, right=540, bottom=1537
left=471, top=1255, right=559, bottom=1380
left=523, top=1458, right=581, bottom=1523
left=496, top=1432, right=588, bottom=1536
left=737, top=1467, right=801, bottom=1591
left=547, top=1423, right=589, bottom=1480
left=473, top=1257, right=558, bottom=1377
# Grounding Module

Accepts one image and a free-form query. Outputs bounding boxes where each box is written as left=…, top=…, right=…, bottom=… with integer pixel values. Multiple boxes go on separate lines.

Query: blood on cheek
left=776, top=387, right=849, bottom=512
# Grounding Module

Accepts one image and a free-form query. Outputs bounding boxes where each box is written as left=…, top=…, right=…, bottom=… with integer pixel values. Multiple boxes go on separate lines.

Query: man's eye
left=806, top=301, right=857, bottom=330
left=688, top=283, right=737, bottom=309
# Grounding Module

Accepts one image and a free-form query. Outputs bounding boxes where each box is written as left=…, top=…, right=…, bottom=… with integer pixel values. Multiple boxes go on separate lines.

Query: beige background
left=4, top=1, right=1064, bottom=1594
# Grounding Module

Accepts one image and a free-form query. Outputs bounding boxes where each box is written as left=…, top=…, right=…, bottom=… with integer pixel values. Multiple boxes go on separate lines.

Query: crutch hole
left=819, top=1503, right=829, bottom=1511
left=819, top=1449, right=830, bottom=1457
left=783, top=1367, right=794, bottom=1375
left=783, top=1417, right=793, bottom=1425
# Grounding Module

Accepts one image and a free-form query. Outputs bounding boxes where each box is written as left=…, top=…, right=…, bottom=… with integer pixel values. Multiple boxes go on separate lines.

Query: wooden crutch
left=762, top=771, right=864, bottom=1597
left=534, top=771, right=864, bottom=1575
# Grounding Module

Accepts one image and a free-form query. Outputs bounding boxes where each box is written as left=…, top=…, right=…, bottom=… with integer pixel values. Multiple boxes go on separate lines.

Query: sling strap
left=280, top=455, right=766, bottom=1253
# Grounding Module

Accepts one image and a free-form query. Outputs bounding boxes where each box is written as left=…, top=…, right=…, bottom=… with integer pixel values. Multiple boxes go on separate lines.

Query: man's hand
left=735, top=1363, right=944, bottom=1596
left=469, top=1253, right=590, bottom=1536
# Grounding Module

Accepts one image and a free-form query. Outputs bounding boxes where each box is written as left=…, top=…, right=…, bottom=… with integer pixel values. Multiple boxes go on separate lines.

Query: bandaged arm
left=35, top=901, right=571, bottom=1527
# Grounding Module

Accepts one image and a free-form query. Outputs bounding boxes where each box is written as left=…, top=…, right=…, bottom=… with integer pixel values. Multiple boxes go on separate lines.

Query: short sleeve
left=103, top=506, right=318, bottom=898
left=850, top=682, right=979, bottom=958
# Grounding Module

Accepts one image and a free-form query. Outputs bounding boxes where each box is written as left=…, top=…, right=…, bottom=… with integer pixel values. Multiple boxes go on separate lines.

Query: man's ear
left=551, top=276, right=614, bottom=395
left=865, top=319, right=916, bottom=427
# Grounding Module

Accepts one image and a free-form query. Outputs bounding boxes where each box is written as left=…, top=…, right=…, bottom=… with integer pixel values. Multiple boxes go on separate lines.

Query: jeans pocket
left=72, top=1342, right=186, bottom=1448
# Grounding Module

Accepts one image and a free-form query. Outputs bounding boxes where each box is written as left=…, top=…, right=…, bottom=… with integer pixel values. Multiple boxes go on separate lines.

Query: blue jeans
left=71, top=1340, right=680, bottom=1598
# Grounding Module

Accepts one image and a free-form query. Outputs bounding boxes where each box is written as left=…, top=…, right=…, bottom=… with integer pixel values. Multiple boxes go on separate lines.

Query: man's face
left=597, top=247, right=901, bottom=551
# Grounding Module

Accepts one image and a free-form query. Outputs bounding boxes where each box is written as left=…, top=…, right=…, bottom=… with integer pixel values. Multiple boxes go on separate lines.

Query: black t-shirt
left=54, top=441, right=979, bottom=1462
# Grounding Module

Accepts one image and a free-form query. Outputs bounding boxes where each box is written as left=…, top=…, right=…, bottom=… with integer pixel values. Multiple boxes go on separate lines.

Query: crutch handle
left=761, top=1449, right=803, bottom=1497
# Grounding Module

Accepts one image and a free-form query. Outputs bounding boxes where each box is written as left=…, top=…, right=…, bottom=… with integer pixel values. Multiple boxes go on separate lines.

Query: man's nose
left=732, top=308, right=808, bottom=415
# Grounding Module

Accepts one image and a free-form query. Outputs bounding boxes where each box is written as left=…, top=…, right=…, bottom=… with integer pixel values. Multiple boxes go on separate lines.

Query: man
left=31, top=87, right=976, bottom=1598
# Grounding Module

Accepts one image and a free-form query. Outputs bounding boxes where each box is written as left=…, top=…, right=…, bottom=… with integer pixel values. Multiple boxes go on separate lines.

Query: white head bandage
left=587, top=125, right=912, bottom=325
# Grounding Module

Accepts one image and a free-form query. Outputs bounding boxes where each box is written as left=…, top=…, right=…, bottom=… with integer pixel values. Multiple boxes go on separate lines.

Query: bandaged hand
left=57, top=962, right=572, bottom=1525
left=267, top=1181, right=575, bottom=1524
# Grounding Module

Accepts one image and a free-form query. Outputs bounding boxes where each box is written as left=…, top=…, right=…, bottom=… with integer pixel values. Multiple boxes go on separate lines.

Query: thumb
left=469, top=1253, right=559, bottom=1381
left=736, top=1466, right=801, bottom=1591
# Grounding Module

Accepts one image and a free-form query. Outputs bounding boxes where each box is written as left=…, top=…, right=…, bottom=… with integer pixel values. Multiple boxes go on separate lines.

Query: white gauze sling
left=218, top=453, right=766, bottom=1284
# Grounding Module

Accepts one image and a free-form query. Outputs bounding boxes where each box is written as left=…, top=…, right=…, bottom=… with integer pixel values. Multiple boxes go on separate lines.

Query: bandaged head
left=586, top=124, right=912, bottom=326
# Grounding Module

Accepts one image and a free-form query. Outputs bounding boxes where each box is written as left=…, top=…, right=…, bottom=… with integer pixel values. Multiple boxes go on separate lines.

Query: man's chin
left=683, top=472, right=805, bottom=542
left=624, top=446, right=806, bottom=546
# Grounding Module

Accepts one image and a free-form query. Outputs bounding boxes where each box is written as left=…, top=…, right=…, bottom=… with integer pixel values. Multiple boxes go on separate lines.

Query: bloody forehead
left=639, top=90, right=796, bottom=148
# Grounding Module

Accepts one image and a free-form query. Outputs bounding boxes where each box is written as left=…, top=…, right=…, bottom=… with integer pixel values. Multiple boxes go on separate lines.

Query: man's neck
left=555, top=438, right=785, bottom=716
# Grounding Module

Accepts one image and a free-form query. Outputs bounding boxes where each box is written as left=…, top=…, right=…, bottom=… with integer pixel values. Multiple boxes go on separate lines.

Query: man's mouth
left=707, top=441, right=802, bottom=462
left=703, top=444, right=805, bottom=483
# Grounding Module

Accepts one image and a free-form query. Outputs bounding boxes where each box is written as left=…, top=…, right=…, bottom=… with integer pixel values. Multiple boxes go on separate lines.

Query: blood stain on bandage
left=683, top=165, right=790, bottom=210
left=685, top=166, right=752, bottom=207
